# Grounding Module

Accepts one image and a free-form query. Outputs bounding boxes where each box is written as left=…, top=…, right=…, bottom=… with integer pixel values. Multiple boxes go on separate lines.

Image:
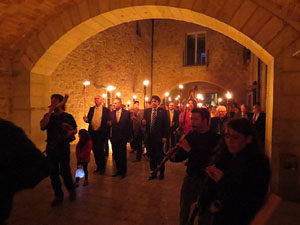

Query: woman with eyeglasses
left=201, top=118, right=271, bottom=225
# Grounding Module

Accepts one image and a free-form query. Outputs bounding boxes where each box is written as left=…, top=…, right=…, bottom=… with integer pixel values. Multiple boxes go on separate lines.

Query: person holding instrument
left=170, top=108, right=220, bottom=225
left=202, top=118, right=270, bottom=225
left=40, top=94, right=77, bottom=207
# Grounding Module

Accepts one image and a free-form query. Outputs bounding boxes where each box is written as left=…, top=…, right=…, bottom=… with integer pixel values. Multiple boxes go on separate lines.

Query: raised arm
left=40, top=94, right=69, bottom=130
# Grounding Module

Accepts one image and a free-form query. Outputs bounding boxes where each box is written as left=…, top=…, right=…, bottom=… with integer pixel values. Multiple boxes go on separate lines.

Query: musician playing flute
left=169, top=108, right=220, bottom=225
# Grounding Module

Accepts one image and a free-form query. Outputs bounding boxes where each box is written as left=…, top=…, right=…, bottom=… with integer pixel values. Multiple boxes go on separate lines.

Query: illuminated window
left=185, top=33, right=206, bottom=66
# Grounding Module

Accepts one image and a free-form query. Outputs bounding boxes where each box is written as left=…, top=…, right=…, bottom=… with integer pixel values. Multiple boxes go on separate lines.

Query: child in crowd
left=75, top=129, right=92, bottom=187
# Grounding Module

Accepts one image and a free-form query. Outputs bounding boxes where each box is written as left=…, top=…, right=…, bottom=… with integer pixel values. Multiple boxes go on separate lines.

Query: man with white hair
left=210, top=105, right=229, bottom=136
left=83, top=95, right=111, bottom=174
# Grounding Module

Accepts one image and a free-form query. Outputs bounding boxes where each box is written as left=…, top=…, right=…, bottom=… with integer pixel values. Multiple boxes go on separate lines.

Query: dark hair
left=134, top=101, right=139, bottom=104
left=78, top=129, right=91, bottom=150
left=188, top=98, right=197, bottom=108
left=210, top=118, right=263, bottom=164
left=227, top=118, right=263, bottom=155
left=191, top=108, right=210, bottom=124
left=151, top=95, right=161, bottom=104
left=227, top=118, right=253, bottom=137
left=51, top=94, right=65, bottom=110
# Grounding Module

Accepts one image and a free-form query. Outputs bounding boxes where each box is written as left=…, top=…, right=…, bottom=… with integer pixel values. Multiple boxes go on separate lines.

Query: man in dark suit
left=131, top=101, right=144, bottom=162
left=167, top=102, right=180, bottom=149
left=252, top=103, right=266, bottom=148
left=110, top=97, right=132, bottom=178
left=142, top=96, right=169, bottom=180
left=83, top=95, right=110, bottom=174
left=240, top=104, right=251, bottom=119
left=210, top=105, right=229, bottom=136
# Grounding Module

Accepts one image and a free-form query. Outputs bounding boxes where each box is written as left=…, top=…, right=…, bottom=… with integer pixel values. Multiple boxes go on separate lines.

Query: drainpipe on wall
left=150, top=19, right=154, bottom=97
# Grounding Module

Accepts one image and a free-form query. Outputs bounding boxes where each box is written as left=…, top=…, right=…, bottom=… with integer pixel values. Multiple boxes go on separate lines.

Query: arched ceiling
left=0, top=0, right=299, bottom=63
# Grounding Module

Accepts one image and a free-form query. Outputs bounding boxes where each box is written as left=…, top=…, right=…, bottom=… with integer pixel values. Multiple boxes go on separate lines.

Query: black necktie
left=150, top=108, right=157, bottom=133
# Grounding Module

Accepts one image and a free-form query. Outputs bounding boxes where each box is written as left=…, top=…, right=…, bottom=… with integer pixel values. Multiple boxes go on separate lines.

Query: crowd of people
left=1, top=92, right=270, bottom=225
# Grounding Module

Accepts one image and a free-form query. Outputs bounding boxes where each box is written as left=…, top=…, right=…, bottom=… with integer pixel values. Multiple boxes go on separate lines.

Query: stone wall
left=152, top=20, right=249, bottom=102
left=51, top=20, right=152, bottom=130
left=50, top=19, right=251, bottom=130
left=0, top=60, right=12, bottom=119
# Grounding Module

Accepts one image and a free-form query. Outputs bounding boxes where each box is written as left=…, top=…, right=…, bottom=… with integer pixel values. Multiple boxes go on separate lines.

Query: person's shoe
left=51, top=196, right=64, bottom=207
left=83, top=180, right=88, bottom=186
left=159, top=173, right=165, bottom=180
left=148, top=174, right=157, bottom=181
left=69, top=190, right=76, bottom=201
left=93, top=168, right=100, bottom=173
left=112, top=172, right=120, bottom=177
left=120, top=174, right=126, bottom=179
left=75, top=183, right=79, bottom=188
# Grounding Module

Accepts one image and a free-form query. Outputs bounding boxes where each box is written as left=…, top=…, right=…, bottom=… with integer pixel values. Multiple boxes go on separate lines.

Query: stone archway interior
left=169, top=81, right=226, bottom=106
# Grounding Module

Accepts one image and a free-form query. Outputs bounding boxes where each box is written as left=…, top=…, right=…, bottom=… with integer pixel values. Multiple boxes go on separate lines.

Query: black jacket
left=168, top=109, right=180, bottom=132
left=210, top=116, right=230, bottom=136
left=85, top=106, right=110, bottom=138
left=110, top=109, right=133, bottom=142
left=206, top=144, right=270, bottom=225
left=172, top=129, right=220, bottom=178
left=143, top=107, right=169, bottom=140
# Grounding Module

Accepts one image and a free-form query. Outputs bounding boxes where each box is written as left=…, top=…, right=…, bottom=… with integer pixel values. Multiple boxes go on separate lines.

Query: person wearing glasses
left=203, top=118, right=270, bottom=225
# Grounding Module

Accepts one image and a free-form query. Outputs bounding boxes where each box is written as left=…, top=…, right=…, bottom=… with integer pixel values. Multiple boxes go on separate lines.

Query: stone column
left=30, top=72, right=50, bottom=150
left=271, top=39, right=300, bottom=200
left=0, top=59, right=12, bottom=120
left=11, top=63, right=31, bottom=136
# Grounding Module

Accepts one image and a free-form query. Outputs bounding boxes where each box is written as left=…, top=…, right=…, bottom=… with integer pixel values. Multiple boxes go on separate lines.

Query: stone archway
left=29, top=8, right=275, bottom=149
left=16, top=2, right=298, bottom=199
left=29, top=5, right=274, bottom=156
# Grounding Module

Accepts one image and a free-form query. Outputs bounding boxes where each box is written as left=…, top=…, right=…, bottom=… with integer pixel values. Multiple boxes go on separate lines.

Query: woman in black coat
left=203, top=118, right=271, bottom=225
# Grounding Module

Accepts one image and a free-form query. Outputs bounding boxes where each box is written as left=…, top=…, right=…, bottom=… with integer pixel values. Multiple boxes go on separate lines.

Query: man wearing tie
left=167, top=102, right=180, bottom=150
left=142, top=96, right=169, bottom=180
left=110, top=97, right=132, bottom=178
left=240, top=104, right=250, bottom=119
left=83, top=95, right=110, bottom=174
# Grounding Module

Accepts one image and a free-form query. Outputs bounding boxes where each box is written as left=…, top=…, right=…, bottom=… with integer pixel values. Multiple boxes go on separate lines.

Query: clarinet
left=150, top=130, right=194, bottom=177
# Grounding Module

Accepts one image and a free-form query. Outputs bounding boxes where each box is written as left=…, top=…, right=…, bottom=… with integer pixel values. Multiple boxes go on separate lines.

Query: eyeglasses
left=224, top=133, right=242, bottom=140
